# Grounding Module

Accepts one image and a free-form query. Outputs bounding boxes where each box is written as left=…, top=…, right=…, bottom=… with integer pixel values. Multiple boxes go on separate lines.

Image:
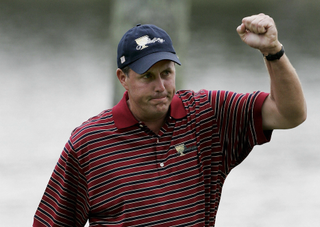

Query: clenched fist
left=236, top=13, right=282, bottom=56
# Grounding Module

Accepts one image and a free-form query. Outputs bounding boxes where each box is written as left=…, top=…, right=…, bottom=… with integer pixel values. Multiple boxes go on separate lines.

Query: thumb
left=236, top=23, right=246, bottom=35
left=236, top=23, right=247, bottom=42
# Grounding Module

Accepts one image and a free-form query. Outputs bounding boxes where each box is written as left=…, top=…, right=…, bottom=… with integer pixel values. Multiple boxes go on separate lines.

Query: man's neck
left=127, top=99, right=168, bottom=135
left=143, top=118, right=166, bottom=135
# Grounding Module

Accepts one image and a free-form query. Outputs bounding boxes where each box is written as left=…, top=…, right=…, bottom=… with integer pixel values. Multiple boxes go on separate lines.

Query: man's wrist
left=261, top=42, right=282, bottom=55
left=263, top=45, right=285, bottom=61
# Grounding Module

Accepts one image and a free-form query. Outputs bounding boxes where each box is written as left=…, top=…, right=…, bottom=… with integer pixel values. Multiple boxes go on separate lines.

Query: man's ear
left=116, top=68, right=129, bottom=90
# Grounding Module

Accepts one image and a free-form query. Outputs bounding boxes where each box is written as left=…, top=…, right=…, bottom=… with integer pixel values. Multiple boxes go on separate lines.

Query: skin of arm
left=236, top=13, right=307, bottom=130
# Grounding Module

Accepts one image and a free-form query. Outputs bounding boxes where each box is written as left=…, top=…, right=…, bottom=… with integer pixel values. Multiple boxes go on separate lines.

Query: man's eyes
left=142, top=73, right=152, bottom=79
left=162, top=70, right=169, bottom=76
left=141, top=70, right=171, bottom=79
left=162, top=70, right=172, bottom=76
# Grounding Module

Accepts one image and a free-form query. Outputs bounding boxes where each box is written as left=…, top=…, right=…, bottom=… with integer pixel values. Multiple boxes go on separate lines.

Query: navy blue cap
left=117, top=24, right=181, bottom=74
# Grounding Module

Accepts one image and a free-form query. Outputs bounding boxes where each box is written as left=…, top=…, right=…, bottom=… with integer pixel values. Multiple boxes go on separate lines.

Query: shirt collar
left=112, top=91, right=187, bottom=129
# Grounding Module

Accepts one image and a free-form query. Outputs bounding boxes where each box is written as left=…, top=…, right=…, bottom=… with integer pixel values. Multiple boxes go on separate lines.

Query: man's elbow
left=297, top=108, right=307, bottom=126
left=287, top=105, right=307, bottom=129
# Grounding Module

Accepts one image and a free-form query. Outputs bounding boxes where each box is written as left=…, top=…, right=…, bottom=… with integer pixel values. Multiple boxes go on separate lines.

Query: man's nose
left=154, top=76, right=165, bottom=92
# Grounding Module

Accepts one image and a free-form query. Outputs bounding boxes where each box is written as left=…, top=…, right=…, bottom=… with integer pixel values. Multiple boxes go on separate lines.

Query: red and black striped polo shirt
left=34, top=89, right=271, bottom=227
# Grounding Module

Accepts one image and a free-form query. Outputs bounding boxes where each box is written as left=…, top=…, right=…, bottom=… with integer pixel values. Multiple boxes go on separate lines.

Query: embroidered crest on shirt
left=175, top=144, right=185, bottom=156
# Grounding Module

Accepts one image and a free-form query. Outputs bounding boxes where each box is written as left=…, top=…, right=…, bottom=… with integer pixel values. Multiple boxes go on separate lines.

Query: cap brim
left=129, top=52, right=181, bottom=74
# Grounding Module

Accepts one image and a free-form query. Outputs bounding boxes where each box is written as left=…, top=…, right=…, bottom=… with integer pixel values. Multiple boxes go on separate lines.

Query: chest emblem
left=175, top=144, right=185, bottom=156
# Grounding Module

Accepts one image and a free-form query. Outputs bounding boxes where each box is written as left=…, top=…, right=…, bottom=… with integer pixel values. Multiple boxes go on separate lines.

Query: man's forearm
left=263, top=53, right=307, bottom=129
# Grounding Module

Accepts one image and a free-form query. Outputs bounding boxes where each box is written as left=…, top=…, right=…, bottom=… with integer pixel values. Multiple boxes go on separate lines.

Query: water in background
left=0, top=1, right=319, bottom=226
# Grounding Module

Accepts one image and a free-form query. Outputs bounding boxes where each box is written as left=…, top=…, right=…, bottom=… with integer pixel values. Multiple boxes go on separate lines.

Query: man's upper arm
left=262, top=94, right=297, bottom=130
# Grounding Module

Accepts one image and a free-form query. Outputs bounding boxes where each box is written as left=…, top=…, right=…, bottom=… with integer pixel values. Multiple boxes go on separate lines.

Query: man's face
left=123, top=60, right=176, bottom=122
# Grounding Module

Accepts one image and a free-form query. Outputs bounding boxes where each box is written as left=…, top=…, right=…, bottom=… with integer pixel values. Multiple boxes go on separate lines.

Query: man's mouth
left=150, top=95, right=169, bottom=103
left=151, top=93, right=169, bottom=100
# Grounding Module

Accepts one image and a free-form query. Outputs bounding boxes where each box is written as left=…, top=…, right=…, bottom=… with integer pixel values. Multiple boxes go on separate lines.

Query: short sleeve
left=33, top=141, right=89, bottom=227
left=208, top=90, right=272, bottom=173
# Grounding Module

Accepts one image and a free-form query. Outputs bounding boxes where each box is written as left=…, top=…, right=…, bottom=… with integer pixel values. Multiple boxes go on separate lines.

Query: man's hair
left=121, top=66, right=131, bottom=77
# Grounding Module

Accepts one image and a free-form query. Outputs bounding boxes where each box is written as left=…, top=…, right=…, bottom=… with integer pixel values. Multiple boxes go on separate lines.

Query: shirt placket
left=137, top=121, right=171, bottom=172
left=137, top=122, right=163, bottom=168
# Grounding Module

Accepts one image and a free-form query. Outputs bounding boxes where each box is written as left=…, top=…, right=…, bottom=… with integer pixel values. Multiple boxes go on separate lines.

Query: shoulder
left=176, top=89, right=210, bottom=105
left=207, top=90, right=268, bottom=108
left=174, top=89, right=214, bottom=119
left=176, top=90, right=268, bottom=118
left=70, top=109, right=115, bottom=146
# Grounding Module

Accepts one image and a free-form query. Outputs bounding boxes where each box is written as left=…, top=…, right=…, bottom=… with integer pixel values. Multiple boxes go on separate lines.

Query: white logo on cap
left=120, top=56, right=126, bottom=64
left=135, top=35, right=165, bottom=50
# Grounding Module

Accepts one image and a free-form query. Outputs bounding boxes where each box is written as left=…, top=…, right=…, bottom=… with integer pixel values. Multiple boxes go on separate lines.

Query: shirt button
left=160, top=163, right=164, bottom=167
left=139, top=124, right=143, bottom=128
left=156, top=138, right=159, bottom=143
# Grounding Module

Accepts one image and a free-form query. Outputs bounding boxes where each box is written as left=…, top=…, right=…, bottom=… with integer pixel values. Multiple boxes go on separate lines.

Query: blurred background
left=0, top=0, right=319, bottom=226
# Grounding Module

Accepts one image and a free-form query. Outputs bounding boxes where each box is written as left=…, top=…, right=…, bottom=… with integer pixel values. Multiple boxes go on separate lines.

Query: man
left=33, top=13, right=306, bottom=226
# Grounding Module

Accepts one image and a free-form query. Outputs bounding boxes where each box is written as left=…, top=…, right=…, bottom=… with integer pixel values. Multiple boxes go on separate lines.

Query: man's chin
left=152, top=103, right=170, bottom=114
